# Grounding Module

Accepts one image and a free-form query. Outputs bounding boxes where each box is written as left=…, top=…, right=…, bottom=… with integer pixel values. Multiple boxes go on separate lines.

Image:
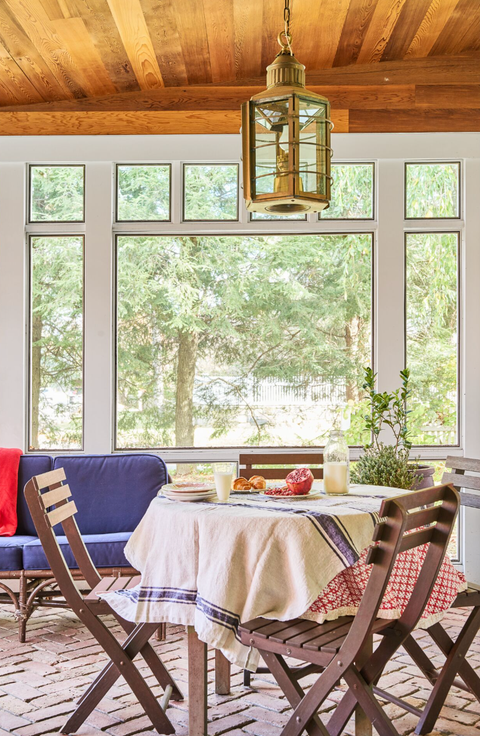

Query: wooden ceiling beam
left=216, top=54, right=480, bottom=86
left=0, top=105, right=478, bottom=136
left=350, top=108, right=480, bottom=132
left=0, top=54, right=476, bottom=115
left=0, top=84, right=419, bottom=113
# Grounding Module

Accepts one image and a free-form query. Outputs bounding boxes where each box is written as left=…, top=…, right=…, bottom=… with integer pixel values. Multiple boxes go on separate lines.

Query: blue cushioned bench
left=0, top=453, right=168, bottom=641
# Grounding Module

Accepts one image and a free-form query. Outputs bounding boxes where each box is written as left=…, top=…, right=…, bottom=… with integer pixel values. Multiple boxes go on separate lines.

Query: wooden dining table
left=100, top=483, right=465, bottom=736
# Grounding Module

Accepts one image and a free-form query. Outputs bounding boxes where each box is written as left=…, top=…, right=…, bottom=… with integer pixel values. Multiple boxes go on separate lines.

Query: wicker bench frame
left=0, top=566, right=138, bottom=642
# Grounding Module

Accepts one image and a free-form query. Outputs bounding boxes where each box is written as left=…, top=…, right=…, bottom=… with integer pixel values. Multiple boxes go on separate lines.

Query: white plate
left=260, top=487, right=323, bottom=500
left=162, top=482, right=215, bottom=494
left=161, top=490, right=216, bottom=502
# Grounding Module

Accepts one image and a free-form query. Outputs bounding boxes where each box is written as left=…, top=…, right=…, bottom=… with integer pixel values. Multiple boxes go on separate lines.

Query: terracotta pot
left=410, top=464, right=436, bottom=490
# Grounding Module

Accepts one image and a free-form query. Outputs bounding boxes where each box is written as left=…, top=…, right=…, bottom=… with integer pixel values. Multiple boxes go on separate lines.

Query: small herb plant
left=362, top=366, right=411, bottom=455
left=351, top=445, right=414, bottom=489
left=351, top=367, right=418, bottom=490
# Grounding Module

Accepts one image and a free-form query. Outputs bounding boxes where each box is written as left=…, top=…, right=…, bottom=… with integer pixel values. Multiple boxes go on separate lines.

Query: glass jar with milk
left=212, top=462, right=235, bottom=502
left=324, top=430, right=349, bottom=495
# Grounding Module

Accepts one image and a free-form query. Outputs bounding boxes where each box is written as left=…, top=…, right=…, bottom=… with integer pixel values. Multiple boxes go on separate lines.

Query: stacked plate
left=160, top=482, right=216, bottom=502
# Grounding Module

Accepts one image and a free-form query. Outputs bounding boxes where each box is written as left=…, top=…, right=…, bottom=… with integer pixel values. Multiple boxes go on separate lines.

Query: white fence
left=194, top=375, right=347, bottom=407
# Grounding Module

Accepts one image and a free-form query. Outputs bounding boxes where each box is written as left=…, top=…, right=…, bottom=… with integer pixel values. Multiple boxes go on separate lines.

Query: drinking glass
left=213, top=462, right=235, bottom=502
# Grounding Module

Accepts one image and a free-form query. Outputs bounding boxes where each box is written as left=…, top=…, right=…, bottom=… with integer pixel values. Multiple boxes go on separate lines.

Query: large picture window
left=29, top=236, right=84, bottom=450
left=116, top=234, right=373, bottom=449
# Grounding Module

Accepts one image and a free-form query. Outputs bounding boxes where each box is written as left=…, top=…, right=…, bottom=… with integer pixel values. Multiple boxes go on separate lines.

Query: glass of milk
left=323, top=430, right=350, bottom=495
left=213, top=462, right=235, bottom=502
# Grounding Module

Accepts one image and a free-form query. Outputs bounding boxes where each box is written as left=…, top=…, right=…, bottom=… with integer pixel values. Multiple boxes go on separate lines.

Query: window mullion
left=375, top=159, right=405, bottom=445
left=83, top=162, right=114, bottom=453
left=462, top=158, right=480, bottom=583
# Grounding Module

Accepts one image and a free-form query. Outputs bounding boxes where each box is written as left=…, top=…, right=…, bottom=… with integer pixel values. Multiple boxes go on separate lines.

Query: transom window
left=320, top=163, right=374, bottom=220
left=116, top=164, right=171, bottom=222
left=29, top=165, right=84, bottom=223
left=183, top=164, right=239, bottom=221
left=405, top=162, right=460, bottom=219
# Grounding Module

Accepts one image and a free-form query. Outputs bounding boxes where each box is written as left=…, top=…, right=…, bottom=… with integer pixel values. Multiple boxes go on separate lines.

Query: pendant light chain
left=283, top=0, right=293, bottom=54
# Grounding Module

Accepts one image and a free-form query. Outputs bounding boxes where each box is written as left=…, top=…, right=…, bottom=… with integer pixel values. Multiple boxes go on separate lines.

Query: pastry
left=233, top=477, right=252, bottom=491
left=249, top=475, right=266, bottom=490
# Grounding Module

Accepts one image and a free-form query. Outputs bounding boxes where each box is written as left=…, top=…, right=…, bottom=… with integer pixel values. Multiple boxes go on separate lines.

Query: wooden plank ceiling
left=0, top=0, right=478, bottom=135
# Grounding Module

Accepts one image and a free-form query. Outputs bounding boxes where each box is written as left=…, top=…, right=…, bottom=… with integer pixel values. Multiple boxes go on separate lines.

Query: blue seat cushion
left=0, top=536, right=37, bottom=571
left=52, top=454, right=167, bottom=535
left=23, top=532, right=132, bottom=570
left=16, top=456, right=53, bottom=536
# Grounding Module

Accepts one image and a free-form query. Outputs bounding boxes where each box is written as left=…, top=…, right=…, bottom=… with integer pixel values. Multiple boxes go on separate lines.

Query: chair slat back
left=443, top=471, right=480, bottom=492
left=42, top=483, right=72, bottom=507
left=35, top=467, right=66, bottom=488
left=341, top=484, right=459, bottom=663
left=24, top=469, right=102, bottom=592
left=47, top=501, right=78, bottom=527
left=239, top=452, right=324, bottom=480
left=445, top=456, right=480, bottom=473
left=443, top=457, right=480, bottom=508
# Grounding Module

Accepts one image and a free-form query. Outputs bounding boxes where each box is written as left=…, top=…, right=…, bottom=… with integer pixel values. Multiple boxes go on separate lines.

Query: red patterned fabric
left=308, top=545, right=466, bottom=628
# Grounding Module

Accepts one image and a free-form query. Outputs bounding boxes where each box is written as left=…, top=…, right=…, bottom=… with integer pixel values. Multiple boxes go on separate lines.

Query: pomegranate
left=285, top=467, right=314, bottom=495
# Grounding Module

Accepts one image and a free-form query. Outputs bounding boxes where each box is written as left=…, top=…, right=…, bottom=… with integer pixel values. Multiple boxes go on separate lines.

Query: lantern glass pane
left=253, top=98, right=290, bottom=197
left=298, top=98, right=329, bottom=195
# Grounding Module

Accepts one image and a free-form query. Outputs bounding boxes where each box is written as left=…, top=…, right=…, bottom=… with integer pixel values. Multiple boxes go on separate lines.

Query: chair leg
left=17, top=573, right=28, bottom=643
left=261, top=650, right=328, bottom=736
left=115, top=617, right=183, bottom=701
left=243, top=668, right=251, bottom=687
left=401, top=634, right=439, bottom=686
left=74, top=620, right=182, bottom=720
left=415, top=609, right=480, bottom=735
left=344, top=666, right=398, bottom=736
left=63, top=623, right=174, bottom=735
left=428, top=615, right=480, bottom=700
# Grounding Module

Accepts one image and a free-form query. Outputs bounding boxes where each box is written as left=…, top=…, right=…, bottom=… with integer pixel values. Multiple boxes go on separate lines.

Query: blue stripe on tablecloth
left=304, top=512, right=358, bottom=565
left=197, top=596, right=241, bottom=637
left=113, top=586, right=241, bottom=637
left=115, top=586, right=197, bottom=605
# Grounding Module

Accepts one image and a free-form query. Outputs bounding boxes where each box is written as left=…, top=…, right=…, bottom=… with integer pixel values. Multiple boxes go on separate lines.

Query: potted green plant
left=351, top=367, right=435, bottom=490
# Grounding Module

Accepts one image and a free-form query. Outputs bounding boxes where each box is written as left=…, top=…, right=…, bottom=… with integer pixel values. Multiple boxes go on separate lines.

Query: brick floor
left=0, top=605, right=479, bottom=735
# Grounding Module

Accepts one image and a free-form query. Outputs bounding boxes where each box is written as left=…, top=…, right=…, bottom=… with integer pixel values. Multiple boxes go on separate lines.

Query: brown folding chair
left=239, top=452, right=323, bottom=687
left=239, top=484, right=459, bottom=736
left=24, top=468, right=183, bottom=735
left=239, top=451, right=324, bottom=481
left=386, top=456, right=480, bottom=735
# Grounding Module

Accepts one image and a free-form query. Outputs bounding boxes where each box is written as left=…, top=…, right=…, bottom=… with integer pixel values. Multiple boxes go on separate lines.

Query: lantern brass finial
left=266, top=49, right=306, bottom=89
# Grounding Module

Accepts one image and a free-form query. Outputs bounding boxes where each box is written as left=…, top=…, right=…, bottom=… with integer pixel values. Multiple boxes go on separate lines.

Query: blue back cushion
left=16, top=455, right=53, bottom=535
left=52, top=454, right=167, bottom=534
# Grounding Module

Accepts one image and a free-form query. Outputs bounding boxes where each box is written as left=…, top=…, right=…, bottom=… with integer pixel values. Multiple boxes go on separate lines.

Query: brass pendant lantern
left=241, top=0, right=332, bottom=215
